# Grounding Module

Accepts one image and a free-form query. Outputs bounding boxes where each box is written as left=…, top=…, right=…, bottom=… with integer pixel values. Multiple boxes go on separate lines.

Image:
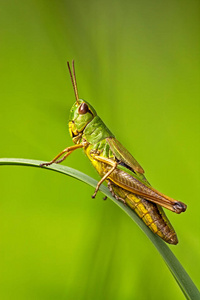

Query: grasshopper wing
left=106, top=138, right=187, bottom=213
left=107, top=137, right=144, bottom=174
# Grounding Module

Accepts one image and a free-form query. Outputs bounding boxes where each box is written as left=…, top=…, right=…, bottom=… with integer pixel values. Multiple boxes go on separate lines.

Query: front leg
left=40, top=144, right=84, bottom=167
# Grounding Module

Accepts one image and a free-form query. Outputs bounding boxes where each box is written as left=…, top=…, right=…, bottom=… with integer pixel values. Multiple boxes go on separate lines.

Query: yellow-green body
left=68, top=100, right=184, bottom=244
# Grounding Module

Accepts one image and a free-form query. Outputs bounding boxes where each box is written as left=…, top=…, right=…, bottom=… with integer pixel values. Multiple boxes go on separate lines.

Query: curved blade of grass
left=0, top=158, right=199, bottom=300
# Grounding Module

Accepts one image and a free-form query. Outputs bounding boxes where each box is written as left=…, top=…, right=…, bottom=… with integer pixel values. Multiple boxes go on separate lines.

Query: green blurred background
left=0, top=0, right=199, bottom=299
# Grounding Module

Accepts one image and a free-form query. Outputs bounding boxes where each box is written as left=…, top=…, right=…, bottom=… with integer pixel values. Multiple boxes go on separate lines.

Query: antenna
left=67, top=60, right=80, bottom=105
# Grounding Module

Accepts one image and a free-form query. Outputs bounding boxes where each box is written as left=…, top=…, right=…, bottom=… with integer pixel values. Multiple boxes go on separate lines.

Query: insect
left=41, top=61, right=187, bottom=245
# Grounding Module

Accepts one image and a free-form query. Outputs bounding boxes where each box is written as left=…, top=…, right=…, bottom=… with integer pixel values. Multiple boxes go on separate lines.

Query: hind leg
left=107, top=181, right=127, bottom=205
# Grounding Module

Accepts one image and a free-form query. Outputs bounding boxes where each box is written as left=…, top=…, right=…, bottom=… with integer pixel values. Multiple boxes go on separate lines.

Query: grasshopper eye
left=78, top=102, right=89, bottom=114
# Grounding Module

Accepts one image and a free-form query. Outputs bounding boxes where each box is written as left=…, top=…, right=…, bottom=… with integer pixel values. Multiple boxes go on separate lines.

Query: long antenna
left=67, top=60, right=80, bottom=105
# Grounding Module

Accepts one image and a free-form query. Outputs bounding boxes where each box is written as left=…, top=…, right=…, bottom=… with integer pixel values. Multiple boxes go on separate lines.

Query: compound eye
left=78, top=102, right=89, bottom=114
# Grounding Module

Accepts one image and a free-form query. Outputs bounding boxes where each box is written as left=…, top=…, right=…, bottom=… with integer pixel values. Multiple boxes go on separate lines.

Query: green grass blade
left=0, top=158, right=199, bottom=300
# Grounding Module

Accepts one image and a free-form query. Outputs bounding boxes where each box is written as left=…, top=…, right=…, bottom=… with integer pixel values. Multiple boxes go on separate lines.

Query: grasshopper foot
left=92, top=185, right=99, bottom=198
left=91, top=192, right=97, bottom=199
left=40, top=162, right=52, bottom=167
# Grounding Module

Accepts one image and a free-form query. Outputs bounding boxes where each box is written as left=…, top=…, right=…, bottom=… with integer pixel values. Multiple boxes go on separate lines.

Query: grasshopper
left=41, top=61, right=187, bottom=245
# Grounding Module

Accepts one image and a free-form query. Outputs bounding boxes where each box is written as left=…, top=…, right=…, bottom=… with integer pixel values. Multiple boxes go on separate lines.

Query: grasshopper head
left=69, top=100, right=96, bottom=142
left=67, top=61, right=96, bottom=143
